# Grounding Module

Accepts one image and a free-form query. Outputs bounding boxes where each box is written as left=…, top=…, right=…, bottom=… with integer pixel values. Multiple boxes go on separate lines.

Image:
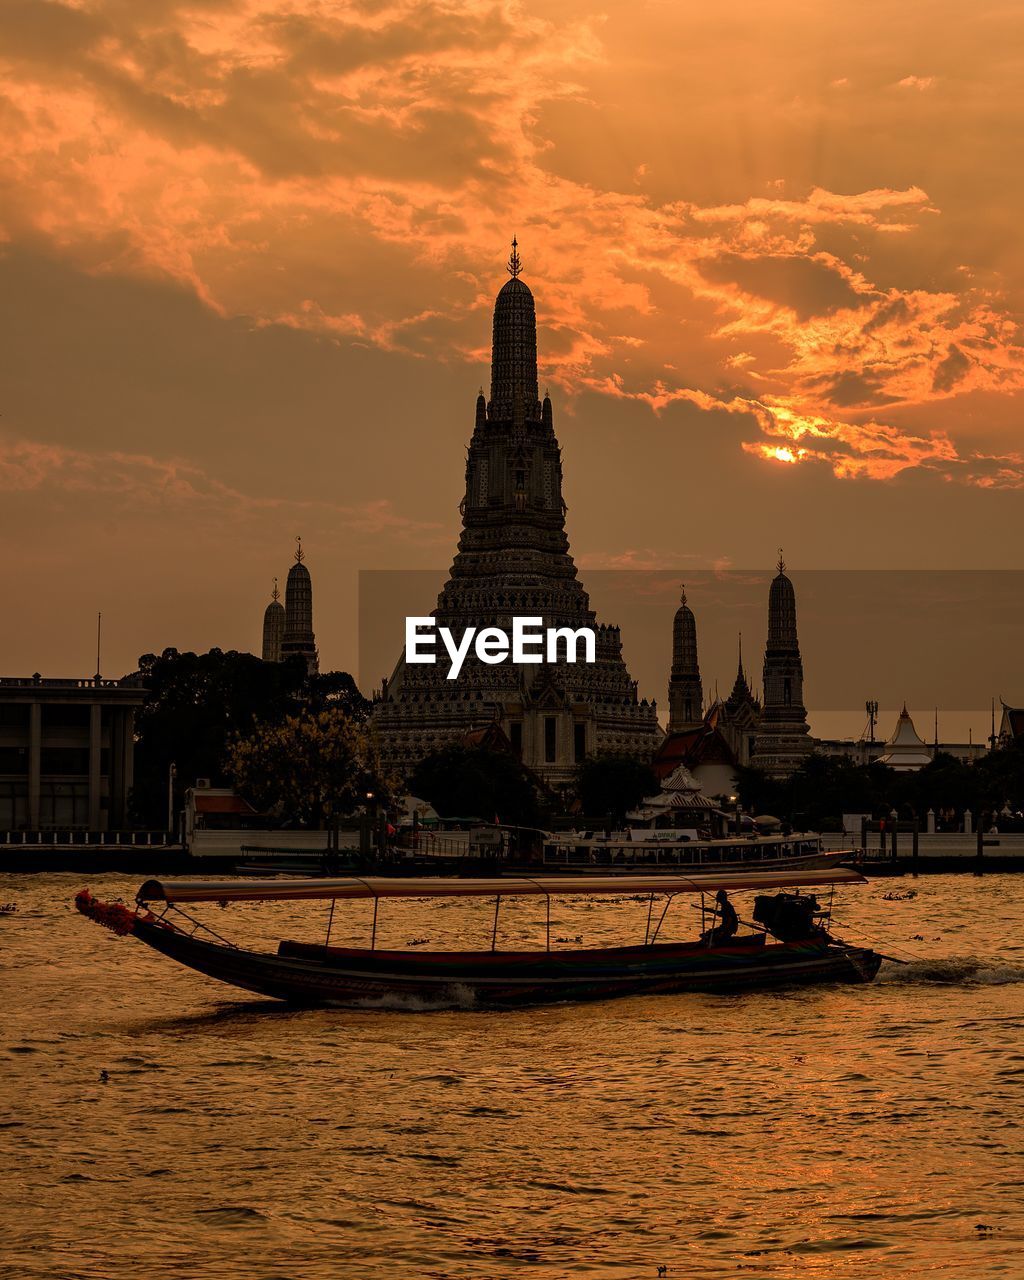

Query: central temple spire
left=489, top=239, right=539, bottom=421
left=373, top=250, right=659, bottom=782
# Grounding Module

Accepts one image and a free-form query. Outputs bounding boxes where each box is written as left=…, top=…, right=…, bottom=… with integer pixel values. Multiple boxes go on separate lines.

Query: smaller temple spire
left=737, top=630, right=744, bottom=678
left=507, top=236, right=522, bottom=279
left=752, top=546, right=810, bottom=776
left=262, top=575, right=285, bottom=663
left=668, top=582, right=702, bottom=732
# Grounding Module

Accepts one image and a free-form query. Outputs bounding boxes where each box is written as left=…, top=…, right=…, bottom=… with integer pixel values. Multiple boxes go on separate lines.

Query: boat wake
left=878, top=956, right=1024, bottom=986
left=347, top=983, right=480, bottom=1013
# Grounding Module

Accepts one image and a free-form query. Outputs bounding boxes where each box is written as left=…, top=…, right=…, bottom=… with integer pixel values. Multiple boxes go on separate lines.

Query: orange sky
left=2, top=0, right=1023, bottom=717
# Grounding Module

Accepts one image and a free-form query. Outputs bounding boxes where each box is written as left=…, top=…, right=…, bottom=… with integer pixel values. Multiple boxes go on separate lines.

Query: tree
left=574, top=753, right=658, bottom=823
left=409, top=744, right=545, bottom=827
left=227, top=709, right=395, bottom=827
left=972, top=739, right=1024, bottom=820
left=734, top=765, right=785, bottom=819
left=129, top=647, right=370, bottom=826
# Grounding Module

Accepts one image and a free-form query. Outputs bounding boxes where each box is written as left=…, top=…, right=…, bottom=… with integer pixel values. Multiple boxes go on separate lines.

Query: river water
left=2, top=872, right=1023, bottom=1279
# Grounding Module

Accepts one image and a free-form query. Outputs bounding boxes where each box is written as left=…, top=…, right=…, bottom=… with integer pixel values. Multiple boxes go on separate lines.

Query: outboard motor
left=753, top=892, right=825, bottom=942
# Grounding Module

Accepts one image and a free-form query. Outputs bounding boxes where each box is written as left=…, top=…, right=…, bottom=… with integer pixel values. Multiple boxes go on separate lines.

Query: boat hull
left=131, top=919, right=882, bottom=1008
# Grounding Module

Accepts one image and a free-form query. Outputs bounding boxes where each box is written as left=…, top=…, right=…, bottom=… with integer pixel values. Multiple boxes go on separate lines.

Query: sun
left=767, top=445, right=803, bottom=464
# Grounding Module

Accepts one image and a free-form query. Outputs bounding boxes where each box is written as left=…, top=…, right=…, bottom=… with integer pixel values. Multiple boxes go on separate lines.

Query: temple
left=371, top=243, right=660, bottom=783
left=876, top=705, right=934, bottom=771
left=666, top=586, right=703, bottom=732
left=261, top=579, right=285, bottom=663
left=750, top=553, right=812, bottom=776
left=715, top=633, right=761, bottom=767
left=268, top=539, right=318, bottom=675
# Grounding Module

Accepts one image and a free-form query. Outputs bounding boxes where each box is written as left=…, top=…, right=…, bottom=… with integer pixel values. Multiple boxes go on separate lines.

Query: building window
left=0, top=781, right=27, bottom=829
left=0, top=747, right=28, bottom=775
left=784, top=677, right=792, bottom=706
left=42, top=704, right=90, bottom=729
left=573, top=723, right=587, bottom=763
left=544, top=716, right=557, bottom=763
left=40, top=747, right=91, bottom=775
left=39, top=781, right=89, bottom=829
left=509, top=721, right=523, bottom=757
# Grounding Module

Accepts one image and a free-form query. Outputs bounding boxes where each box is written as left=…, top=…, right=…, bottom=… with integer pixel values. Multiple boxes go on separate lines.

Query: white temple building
left=625, top=763, right=721, bottom=835
left=876, top=705, right=934, bottom=771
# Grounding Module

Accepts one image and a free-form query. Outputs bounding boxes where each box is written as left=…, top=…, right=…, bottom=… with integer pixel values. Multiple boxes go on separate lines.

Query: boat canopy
left=137, top=867, right=865, bottom=905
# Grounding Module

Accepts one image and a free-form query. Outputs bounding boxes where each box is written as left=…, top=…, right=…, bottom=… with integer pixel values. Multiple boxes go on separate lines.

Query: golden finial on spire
left=737, top=631, right=744, bottom=675
left=777, top=546, right=786, bottom=574
left=507, top=236, right=522, bottom=279
left=679, top=582, right=687, bottom=606
left=295, top=536, right=305, bottom=564
left=272, top=577, right=280, bottom=603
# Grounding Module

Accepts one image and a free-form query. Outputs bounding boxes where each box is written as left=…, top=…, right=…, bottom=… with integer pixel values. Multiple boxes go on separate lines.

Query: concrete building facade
left=0, top=675, right=145, bottom=831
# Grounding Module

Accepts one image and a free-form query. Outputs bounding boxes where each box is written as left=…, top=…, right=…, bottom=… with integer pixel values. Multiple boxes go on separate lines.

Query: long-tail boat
left=75, top=869, right=882, bottom=1008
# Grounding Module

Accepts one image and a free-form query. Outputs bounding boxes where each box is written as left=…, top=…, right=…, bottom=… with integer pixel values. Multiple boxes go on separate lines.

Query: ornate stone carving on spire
left=488, top=238, right=540, bottom=422
left=767, top=550, right=799, bottom=649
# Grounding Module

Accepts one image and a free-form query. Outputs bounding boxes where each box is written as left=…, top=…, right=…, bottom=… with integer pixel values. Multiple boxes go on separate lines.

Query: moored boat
left=537, top=831, right=840, bottom=874
left=76, top=869, right=882, bottom=1008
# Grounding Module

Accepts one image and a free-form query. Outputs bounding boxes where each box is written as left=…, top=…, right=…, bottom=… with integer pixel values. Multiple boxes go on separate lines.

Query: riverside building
left=0, top=674, right=145, bottom=831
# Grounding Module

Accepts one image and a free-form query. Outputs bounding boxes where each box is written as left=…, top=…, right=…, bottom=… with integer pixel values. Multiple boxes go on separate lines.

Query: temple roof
left=876, top=705, right=933, bottom=769
left=661, top=762, right=702, bottom=793
left=653, top=723, right=737, bottom=778
left=724, top=633, right=758, bottom=711
left=999, top=702, right=1024, bottom=740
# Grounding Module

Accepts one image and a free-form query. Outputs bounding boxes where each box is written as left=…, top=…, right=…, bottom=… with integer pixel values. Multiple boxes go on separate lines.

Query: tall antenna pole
left=95, top=612, right=102, bottom=682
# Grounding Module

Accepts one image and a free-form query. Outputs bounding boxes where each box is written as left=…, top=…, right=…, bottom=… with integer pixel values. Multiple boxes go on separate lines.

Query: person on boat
left=706, top=889, right=739, bottom=946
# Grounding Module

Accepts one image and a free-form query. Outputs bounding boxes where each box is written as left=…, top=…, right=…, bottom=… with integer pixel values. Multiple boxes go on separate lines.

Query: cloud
left=739, top=400, right=1024, bottom=486
left=0, top=431, right=445, bottom=538
left=0, top=0, right=1022, bottom=494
